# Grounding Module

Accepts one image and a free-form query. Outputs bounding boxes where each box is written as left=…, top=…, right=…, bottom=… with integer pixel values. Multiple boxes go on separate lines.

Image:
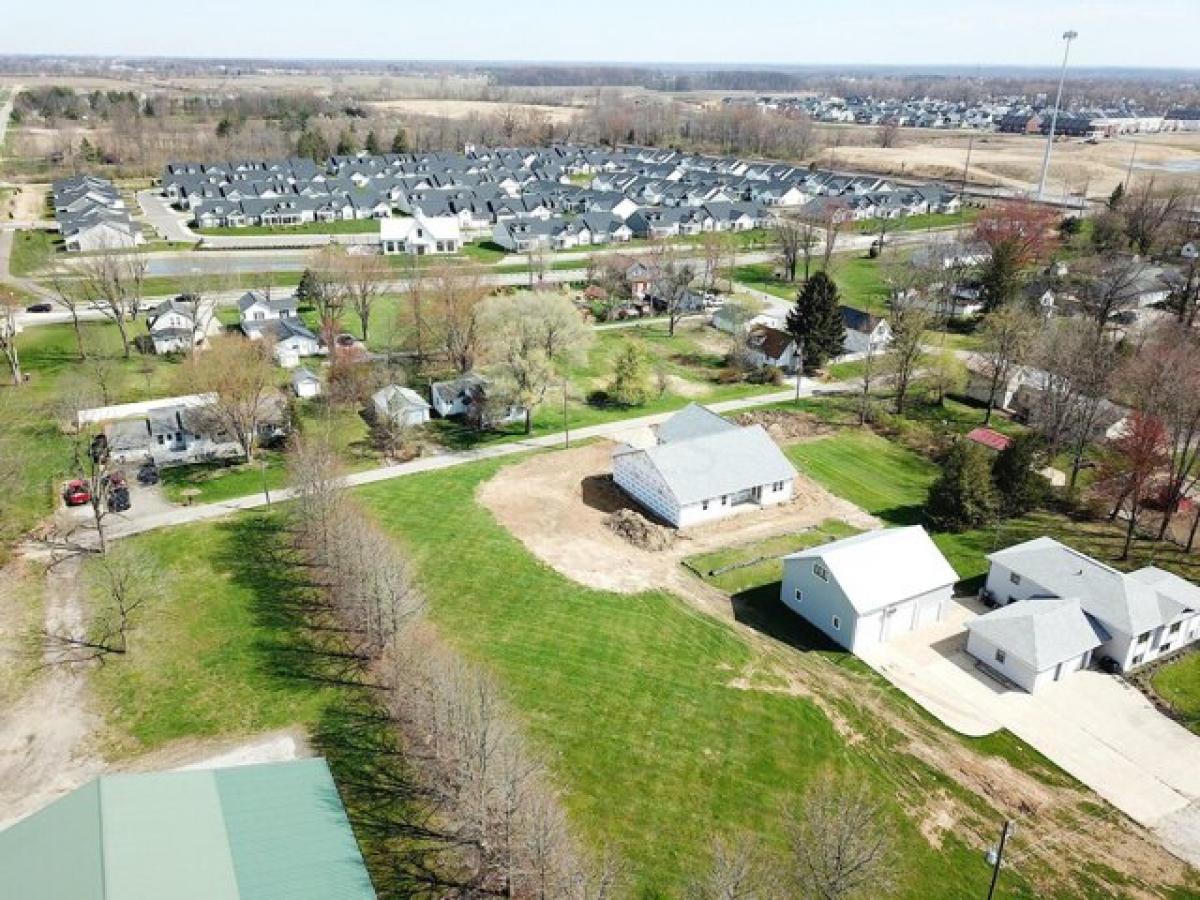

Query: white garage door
left=880, top=602, right=916, bottom=641
left=914, top=594, right=943, bottom=629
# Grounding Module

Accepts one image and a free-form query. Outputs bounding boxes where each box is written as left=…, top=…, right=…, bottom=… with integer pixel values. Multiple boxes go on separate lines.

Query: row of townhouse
left=162, top=143, right=962, bottom=238
left=52, top=174, right=144, bottom=252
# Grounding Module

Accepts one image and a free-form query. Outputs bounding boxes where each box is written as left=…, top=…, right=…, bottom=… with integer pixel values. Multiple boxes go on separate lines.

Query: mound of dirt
left=733, top=409, right=831, bottom=444
left=605, top=508, right=675, bottom=552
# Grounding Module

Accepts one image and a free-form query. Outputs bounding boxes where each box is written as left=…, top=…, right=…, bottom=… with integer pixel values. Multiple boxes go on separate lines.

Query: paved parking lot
left=860, top=597, right=1200, bottom=866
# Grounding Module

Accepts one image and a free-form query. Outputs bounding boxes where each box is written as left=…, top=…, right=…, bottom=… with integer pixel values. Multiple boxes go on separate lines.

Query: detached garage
left=781, top=526, right=959, bottom=653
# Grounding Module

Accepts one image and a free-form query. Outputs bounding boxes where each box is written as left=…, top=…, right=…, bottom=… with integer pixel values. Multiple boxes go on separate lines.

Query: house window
left=721, top=495, right=727, bottom=505
left=701, top=500, right=709, bottom=511
left=794, top=589, right=803, bottom=604
left=995, top=649, right=1006, bottom=664
left=1137, top=631, right=1151, bottom=644
left=1009, top=572, right=1021, bottom=586
left=1132, top=654, right=1145, bottom=666
left=831, top=615, right=841, bottom=631
left=813, top=563, right=829, bottom=583
left=1161, top=643, right=1173, bottom=654
left=1170, top=622, right=1182, bottom=635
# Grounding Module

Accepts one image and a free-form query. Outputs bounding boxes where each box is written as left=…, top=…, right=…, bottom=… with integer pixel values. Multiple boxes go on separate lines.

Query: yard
left=194, top=218, right=382, bottom=237
left=731, top=253, right=891, bottom=315
left=8, top=228, right=59, bottom=277
left=851, top=208, right=981, bottom=234
left=1150, top=652, right=1200, bottom=734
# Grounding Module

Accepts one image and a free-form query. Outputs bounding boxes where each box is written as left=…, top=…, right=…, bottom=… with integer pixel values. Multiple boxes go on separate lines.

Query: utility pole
left=562, top=378, right=570, bottom=449
left=959, top=132, right=975, bottom=232
left=1124, top=141, right=1139, bottom=189
left=986, top=819, right=1014, bottom=900
left=793, top=337, right=804, bottom=405
left=1036, top=30, right=1079, bottom=202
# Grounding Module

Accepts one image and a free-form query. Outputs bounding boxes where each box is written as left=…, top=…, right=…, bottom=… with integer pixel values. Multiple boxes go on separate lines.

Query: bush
left=927, top=441, right=999, bottom=532
left=607, top=342, right=652, bottom=407
left=747, top=365, right=784, bottom=385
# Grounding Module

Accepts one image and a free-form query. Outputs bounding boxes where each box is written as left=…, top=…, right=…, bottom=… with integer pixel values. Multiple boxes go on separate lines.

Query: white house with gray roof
left=612, top=404, right=796, bottom=528
left=979, top=537, right=1200, bottom=674
left=781, top=526, right=959, bottom=653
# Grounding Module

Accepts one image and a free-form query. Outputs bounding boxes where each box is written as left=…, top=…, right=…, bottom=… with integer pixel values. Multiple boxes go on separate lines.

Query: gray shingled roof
left=968, top=596, right=1107, bottom=671
left=640, top=423, right=796, bottom=506
left=655, top=403, right=738, bottom=444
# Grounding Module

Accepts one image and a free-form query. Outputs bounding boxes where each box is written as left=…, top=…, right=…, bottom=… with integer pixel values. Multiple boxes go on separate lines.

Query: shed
left=781, top=526, right=959, bottom=653
left=291, top=367, right=322, bottom=399
left=371, top=384, right=431, bottom=427
left=965, top=427, right=1012, bottom=453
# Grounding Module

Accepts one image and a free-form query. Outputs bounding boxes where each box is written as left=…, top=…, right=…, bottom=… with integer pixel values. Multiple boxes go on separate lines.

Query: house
left=145, top=296, right=220, bottom=355
left=429, top=373, right=523, bottom=425
left=745, top=325, right=798, bottom=372
left=611, top=404, right=796, bottom=528
left=292, top=366, right=322, bottom=399
left=258, top=318, right=323, bottom=367
left=964, top=357, right=1027, bottom=411
left=980, top=537, right=1200, bottom=673
left=840, top=306, right=892, bottom=355
left=0, top=758, right=375, bottom=900
left=780, top=526, right=960, bottom=653
left=238, top=290, right=298, bottom=325
left=79, top=394, right=244, bottom=466
left=966, top=597, right=1107, bottom=692
left=380, top=212, right=462, bottom=254
left=712, top=302, right=758, bottom=334
left=372, top=384, right=431, bottom=427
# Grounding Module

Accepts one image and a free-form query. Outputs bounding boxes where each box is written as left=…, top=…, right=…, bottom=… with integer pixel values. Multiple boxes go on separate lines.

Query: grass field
left=851, top=208, right=981, bottom=234
left=1150, top=652, right=1200, bottom=734
left=684, top=520, right=860, bottom=594
left=355, top=457, right=1028, bottom=898
left=8, top=228, right=59, bottom=276
left=731, top=254, right=891, bottom=315
left=195, top=218, right=381, bottom=237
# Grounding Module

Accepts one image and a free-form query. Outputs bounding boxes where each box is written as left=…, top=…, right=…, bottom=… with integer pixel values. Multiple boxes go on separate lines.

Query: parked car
left=108, top=486, right=131, bottom=513
left=1098, top=655, right=1121, bottom=674
left=62, top=480, right=91, bottom=507
left=25, top=303, right=53, bottom=313
left=137, top=461, right=160, bottom=485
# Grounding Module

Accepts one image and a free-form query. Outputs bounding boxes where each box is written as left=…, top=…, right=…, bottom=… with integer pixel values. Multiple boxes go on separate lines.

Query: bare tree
left=181, top=334, right=278, bottom=462
left=784, top=775, right=895, bottom=900
left=1122, top=178, right=1186, bottom=255
left=76, top=245, right=148, bottom=358
left=882, top=301, right=930, bottom=415
left=688, top=835, right=773, bottom=900
left=49, top=274, right=89, bottom=360
left=976, top=305, right=1039, bottom=425
left=44, top=545, right=161, bottom=664
left=0, top=290, right=23, bottom=385
left=774, top=215, right=814, bottom=284
left=433, top=265, right=487, bottom=374
left=527, top=242, right=550, bottom=289
left=340, top=251, right=390, bottom=345
left=856, top=336, right=880, bottom=427
left=876, top=121, right=902, bottom=149
left=649, top=244, right=697, bottom=337
left=1072, top=253, right=1147, bottom=325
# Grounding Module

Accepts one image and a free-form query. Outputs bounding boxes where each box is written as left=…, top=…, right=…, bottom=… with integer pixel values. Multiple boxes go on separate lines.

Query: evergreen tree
left=365, top=129, right=381, bottom=156
left=978, top=240, right=1023, bottom=312
left=391, top=128, right=409, bottom=154
left=992, top=433, right=1047, bottom=517
left=295, top=268, right=321, bottom=308
left=608, top=342, right=651, bottom=407
left=927, top=441, right=999, bottom=532
left=1107, top=181, right=1125, bottom=210
left=335, top=130, right=356, bottom=157
left=295, top=129, right=330, bottom=164
left=786, top=272, right=845, bottom=373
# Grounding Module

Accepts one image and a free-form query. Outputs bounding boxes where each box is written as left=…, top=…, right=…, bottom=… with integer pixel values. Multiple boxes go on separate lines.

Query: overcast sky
left=2, top=0, right=1196, bottom=69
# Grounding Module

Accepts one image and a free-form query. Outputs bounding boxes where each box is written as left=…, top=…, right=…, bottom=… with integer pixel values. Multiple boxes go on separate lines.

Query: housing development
left=1, top=22, right=1200, bottom=900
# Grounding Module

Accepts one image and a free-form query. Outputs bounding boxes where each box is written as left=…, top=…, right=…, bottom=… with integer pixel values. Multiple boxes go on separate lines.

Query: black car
left=108, top=486, right=131, bottom=513
left=136, top=461, right=160, bottom=485
left=25, top=303, right=53, bottom=313
left=1097, top=655, right=1121, bottom=675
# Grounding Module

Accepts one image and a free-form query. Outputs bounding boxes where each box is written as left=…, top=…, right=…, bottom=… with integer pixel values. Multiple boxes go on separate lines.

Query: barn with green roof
left=0, top=757, right=375, bottom=899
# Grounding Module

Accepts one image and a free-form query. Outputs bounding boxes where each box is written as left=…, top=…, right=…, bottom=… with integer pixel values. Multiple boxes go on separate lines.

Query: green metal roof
left=0, top=758, right=375, bottom=900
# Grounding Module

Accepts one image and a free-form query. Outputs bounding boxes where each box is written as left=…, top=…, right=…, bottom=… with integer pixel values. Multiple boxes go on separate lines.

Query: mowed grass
left=356, top=458, right=1014, bottom=899
left=1151, top=652, right=1200, bottom=733
left=9, top=228, right=60, bottom=276
left=731, top=254, right=890, bottom=315
left=685, top=520, right=860, bottom=594
left=195, top=218, right=381, bottom=236
left=90, top=517, right=336, bottom=754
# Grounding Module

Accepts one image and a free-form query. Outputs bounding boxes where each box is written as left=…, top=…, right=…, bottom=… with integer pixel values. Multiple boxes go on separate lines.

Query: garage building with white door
left=781, top=526, right=959, bottom=653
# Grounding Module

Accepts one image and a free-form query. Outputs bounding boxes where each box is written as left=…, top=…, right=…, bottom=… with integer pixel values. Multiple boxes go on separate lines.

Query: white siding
left=612, top=451, right=679, bottom=526
left=966, top=631, right=1092, bottom=693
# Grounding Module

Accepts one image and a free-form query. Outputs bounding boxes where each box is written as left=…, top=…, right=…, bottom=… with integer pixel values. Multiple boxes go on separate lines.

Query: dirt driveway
left=860, top=597, right=1200, bottom=867
left=477, top=438, right=878, bottom=603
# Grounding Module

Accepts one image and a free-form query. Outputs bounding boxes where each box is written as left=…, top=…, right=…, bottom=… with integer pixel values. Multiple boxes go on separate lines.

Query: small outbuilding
left=291, top=366, right=322, bottom=399
left=372, top=384, right=431, bottom=427
left=781, top=526, right=959, bottom=653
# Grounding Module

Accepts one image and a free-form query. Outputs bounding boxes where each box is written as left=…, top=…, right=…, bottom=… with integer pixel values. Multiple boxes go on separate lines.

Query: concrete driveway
left=859, top=597, right=1200, bottom=867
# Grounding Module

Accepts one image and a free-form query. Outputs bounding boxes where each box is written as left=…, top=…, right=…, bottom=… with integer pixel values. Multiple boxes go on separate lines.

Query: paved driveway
left=860, top=597, right=1200, bottom=867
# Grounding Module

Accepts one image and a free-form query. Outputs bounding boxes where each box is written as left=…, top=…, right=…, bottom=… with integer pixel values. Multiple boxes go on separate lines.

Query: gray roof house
left=612, top=404, right=796, bottom=528
left=966, top=597, right=1108, bottom=692
left=371, top=385, right=431, bottom=428
left=977, top=537, right=1200, bottom=677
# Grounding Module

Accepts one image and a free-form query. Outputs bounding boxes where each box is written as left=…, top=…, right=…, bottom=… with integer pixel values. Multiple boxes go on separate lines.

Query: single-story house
left=381, top=212, right=462, bottom=255
left=0, top=758, right=375, bottom=900
left=840, top=306, right=892, bottom=355
left=781, top=526, right=960, bottom=653
left=612, top=404, right=796, bottom=528
left=745, top=325, right=798, bottom=372
left=292, top=366, right=322, bottom=399
left=372, top=384, right=432, bottom=427
left=963, top=357, right=1030, bottom=412
left=981, top=537, right=1200, bottom=673
left=428, top=373, right=524, bottom=425
left=245, top=317, right=322, bottom=366
left=966, top=596, right=1107, bottom=692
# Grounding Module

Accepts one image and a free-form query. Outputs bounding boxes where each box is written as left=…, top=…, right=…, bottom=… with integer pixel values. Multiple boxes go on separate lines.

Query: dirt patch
left=478, top=440, right=877, bottom=597
left=605, top=508, right=675, bottom=552
left=667, top=373, right=709, bottom=398
left=733, top=409, right=833, bottom=444
left=918, top=792, right=958, bottom=849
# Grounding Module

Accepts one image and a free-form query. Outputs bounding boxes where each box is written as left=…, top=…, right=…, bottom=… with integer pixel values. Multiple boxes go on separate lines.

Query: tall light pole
left=1036, top=29, right=1079, bottom=202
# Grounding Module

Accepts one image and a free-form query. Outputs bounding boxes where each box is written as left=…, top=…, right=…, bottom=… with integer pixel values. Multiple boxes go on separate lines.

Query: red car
left=63, top=480, right=91, bottom=507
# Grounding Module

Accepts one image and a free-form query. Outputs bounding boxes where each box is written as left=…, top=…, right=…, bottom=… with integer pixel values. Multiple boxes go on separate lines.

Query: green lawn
left=355, top=457, right=1027, bottom=899
left=195, top=218, right=381, bottom=237
left=1151, top=652, right=1200, bottom=733
left=731, top=254, right=890, bottom=315
left=684, top=520, right=860, bottom=594
left=9, top=229, right=60, bottom=276
left=852, top=208, right=981, bottom=234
